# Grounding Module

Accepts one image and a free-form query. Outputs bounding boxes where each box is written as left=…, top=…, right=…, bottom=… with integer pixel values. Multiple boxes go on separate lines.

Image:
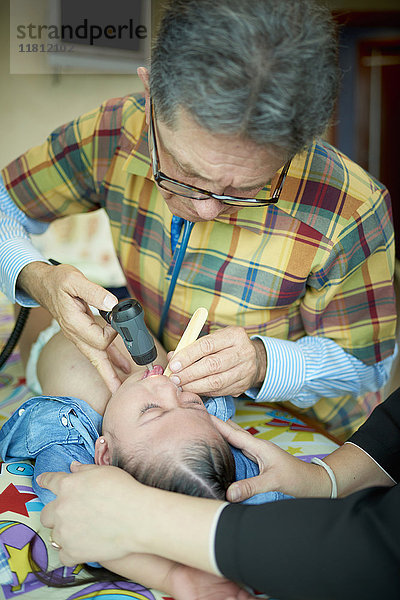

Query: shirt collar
left=122, top=112, right=153, bottom=179
left=215, top=165, right=293, bottom=235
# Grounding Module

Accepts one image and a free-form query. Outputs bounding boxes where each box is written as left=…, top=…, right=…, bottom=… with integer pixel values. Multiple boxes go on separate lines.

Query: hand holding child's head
left=97, top=372, right=235, bottom=499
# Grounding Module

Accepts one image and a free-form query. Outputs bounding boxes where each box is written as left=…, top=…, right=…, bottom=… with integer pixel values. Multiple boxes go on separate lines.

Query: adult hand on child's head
left=38, top=462, right=146, bottom=566
left=166, top=326, right=266, bottom=397
left=212, top=418, right=330, bottom=501
left=17, top=261, right=130, bottom=393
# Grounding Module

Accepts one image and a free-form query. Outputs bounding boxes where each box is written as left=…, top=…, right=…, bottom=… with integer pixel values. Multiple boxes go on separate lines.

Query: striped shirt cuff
left=0, top=237, right=49, bottom=305
left=246, top=335, right=306, bottom=402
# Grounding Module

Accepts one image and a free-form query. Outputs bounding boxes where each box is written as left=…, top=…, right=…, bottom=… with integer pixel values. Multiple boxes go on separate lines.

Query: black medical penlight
left=0, top=257, right=157, bottom=370
left=47, top=259, right=157, bottom=369
left=99, top=299, right=157, bottom=369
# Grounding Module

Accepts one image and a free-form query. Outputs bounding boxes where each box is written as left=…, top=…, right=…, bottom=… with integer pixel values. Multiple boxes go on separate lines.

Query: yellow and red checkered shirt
left=2, top=94, right=396, bottom=438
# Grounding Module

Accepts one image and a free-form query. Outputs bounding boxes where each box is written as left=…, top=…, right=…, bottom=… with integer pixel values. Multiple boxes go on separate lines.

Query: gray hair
left=150, top=0, right=339, bottom=157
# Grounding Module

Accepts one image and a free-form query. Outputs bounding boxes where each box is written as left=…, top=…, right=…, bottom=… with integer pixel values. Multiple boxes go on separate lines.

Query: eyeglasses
left=148, top=98, right=291, bottom=207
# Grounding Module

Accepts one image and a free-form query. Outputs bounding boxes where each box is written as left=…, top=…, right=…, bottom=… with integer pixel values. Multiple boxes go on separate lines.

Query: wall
left=0, top=1, right=160, bottom=167
left=1, top=0, right=396, bottom=167
left=0, top=0, right=398, bottom=285
left=0, top=0, right=164, bottom=284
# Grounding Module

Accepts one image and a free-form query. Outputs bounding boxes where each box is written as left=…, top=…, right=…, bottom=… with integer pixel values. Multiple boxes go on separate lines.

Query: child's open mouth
left=141, top=364, right=164, bottom=379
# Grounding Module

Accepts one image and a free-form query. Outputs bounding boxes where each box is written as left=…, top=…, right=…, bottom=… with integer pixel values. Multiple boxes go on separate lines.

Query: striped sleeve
left=246, top=334, right=395, bottom=407
left=0, top=174, right=49, bottom=305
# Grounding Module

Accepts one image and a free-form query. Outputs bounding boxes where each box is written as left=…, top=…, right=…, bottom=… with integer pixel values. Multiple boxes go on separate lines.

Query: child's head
left=95, top=373, right=235, bottom=499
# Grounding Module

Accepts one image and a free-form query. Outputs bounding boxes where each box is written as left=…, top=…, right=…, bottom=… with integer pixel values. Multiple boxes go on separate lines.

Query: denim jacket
left=0, top=396, right=101, bottom=504
left=0, top=394, right=288, bottom=506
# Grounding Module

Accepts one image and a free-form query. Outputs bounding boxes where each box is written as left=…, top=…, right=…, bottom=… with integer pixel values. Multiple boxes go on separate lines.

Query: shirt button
left=61, top=416, right=68, bottom=426
left=18, top=408, right=25, bottom=416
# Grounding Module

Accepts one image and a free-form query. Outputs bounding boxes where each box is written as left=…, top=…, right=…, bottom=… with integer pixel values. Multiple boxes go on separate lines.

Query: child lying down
left=0, top=315, right=288, bottom=507
left=0, top=311, right=290, bottom=598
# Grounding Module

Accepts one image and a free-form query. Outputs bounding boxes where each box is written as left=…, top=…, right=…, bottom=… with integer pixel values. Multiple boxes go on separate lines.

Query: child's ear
left=95, top=436, right=111, bottom=465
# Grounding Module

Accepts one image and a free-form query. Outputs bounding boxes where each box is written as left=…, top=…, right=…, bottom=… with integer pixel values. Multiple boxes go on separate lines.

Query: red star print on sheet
left=0, top=483, right=36, bottom=517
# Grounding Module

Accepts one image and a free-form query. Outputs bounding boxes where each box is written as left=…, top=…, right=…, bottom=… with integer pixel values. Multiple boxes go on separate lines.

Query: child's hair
left=32, top=436, right=236, bottom=587
left=112, top=437, right=236, bottom=500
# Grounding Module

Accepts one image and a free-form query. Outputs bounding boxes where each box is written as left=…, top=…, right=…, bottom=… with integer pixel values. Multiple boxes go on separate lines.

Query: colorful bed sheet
left=0, top=295, right=338, bottom=600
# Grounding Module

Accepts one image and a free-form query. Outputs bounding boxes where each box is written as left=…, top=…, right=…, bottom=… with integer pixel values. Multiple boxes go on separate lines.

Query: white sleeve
left=0, top=174, right=50, bottom=305
left=246, top=334, right=395, bottom=408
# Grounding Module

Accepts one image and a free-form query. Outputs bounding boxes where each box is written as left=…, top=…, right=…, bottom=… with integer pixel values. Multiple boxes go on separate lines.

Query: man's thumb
left=68, top=272, right=117, bottom=312
left=90, top=285, right=117, bottom=312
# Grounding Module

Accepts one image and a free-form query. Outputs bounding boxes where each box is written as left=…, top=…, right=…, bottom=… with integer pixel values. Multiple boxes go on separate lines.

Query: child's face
left=97, top=372, right=222, bottom=463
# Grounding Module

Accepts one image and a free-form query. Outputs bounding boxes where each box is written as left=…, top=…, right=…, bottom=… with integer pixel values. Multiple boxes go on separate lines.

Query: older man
left=0, top=0, right=396, bottom=439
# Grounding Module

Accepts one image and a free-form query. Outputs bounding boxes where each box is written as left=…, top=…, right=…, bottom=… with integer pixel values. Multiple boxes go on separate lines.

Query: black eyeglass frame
left=148, top=98, right=291, bottom=207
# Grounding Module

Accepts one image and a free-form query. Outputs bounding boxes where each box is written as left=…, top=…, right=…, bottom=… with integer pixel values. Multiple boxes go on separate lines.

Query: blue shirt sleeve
left=0, top=173, right=50, bottom=305
left=32, top=444, right=94, bottom=504
left=0, top=396, right=98, bottom=505
left=204, top=396, right=291, bottom=504
left=246, top=334, right=396, bottom=408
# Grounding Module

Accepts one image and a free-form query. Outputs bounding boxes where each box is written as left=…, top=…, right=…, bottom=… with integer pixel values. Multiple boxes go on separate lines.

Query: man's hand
left=212, top=417, right=331, bottom=501
left=17, top=261, right=129, bottom=392
left=167, top=326, right=267, bottom=397
left=39, top=463, right=145, bottom=566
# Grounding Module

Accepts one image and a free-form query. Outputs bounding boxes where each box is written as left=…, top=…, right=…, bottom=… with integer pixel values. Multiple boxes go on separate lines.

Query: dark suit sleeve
left=348, top=387, right=400, bottom=481
left=215, top=485, right=400, bottom=600
left=215, top=389, right=400, bottom=599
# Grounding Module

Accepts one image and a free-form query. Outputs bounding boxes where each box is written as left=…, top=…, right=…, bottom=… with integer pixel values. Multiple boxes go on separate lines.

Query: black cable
left=0, top=260, right=132, bottom=370
left=0, top=306, right=30, bottom=370
left=0, top=258, right=61, bottom=370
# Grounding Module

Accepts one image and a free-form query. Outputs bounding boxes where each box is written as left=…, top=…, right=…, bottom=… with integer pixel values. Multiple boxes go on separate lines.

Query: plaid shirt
left=2, top=94, right=396, bottom=438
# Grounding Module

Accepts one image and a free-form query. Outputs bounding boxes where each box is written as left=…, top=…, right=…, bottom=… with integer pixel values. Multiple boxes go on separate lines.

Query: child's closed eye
left=140, top=403, right=162, bottom=414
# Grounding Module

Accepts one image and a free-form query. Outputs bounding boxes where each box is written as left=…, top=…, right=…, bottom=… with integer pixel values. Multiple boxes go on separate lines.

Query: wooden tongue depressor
left=164, top=307, right=209, bottom=377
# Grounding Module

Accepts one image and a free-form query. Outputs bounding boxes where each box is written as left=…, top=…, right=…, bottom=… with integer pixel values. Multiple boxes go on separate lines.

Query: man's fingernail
left=103, top=294, right=117, bottom=310
left=70, top=461, right=81, bottom=470
left=170, top=375, right=180, bottom=385
left=170, top=361, right=182, bottom=372
left=36, top=475, right=43, bottom=485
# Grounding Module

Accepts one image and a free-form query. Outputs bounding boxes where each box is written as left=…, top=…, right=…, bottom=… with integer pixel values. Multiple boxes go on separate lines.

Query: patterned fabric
left=0, top=545, right=12, bottom=586
left=1, top=94, right=396, bottom=437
